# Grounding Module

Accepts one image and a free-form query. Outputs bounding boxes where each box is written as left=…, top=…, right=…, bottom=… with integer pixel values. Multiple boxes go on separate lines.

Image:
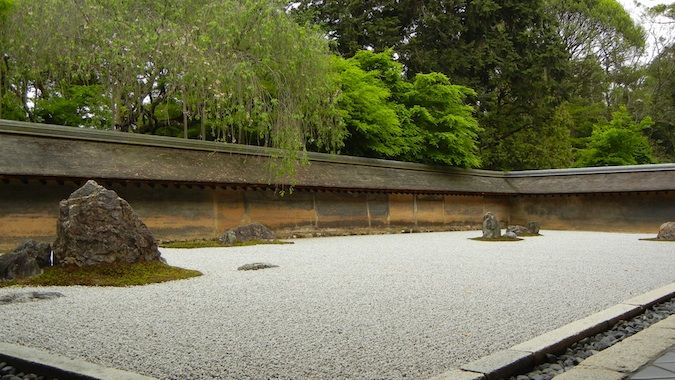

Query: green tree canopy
left=295, top=0, right=572, bottom=170
left=576, top=107, right=655, bottom=167
left=334, top=50, right=481, bottom=167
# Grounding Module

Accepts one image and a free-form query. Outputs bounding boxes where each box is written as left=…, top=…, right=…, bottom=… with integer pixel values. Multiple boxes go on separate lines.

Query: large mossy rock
left=482, top=212, right=501, bottom=239
left=220, top=223, right=276, bottom=245
left=0, top=240, right=52, bottom=281
left=657, top=222, right=675, bottom=241
left=53, top=180, right=164, bottom=267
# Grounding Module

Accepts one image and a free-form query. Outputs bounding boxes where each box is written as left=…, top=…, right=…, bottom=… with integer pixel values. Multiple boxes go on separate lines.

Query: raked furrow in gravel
left=0, top=231, right=673, bottom=380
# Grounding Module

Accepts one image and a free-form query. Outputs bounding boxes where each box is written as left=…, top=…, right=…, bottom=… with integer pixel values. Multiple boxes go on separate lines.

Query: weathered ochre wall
left=1, top=178, right=673, bottom=251
left=510, top=192, right=675, bottom=233
left=0, top=178, right=510, bottom=251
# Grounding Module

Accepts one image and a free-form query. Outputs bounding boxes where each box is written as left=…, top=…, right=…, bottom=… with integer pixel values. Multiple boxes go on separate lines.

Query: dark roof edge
left=0, top=119, right=503, bottom=178
left=1, top=119, right=673, bottom=178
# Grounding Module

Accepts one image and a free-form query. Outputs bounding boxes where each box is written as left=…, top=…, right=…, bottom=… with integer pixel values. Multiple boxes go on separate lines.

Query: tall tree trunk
left=111, top=83, right=122, bottom=131
left=200, top=106, right=206, bottom=140
left=182, top=90, right=188, bottom=139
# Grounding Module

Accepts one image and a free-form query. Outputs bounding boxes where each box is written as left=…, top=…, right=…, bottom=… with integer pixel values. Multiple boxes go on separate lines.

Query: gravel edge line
left=429, top=281, right=675, bottom=380
left=0, top=342, right=157, bottom=380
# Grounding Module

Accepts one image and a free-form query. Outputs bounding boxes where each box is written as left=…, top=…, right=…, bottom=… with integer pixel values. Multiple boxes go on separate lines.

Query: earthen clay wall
left=0, top=120, right=673, bottom=251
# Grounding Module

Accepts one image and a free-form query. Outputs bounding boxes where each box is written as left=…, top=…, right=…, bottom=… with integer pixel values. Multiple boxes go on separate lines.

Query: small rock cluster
left=220, top=223, right=276, bottom=245
left=0, top=361, right=56, bottom=380
left=481, top=212, right=539, bottom=240
left=506, top=222, right=541, bottom=236
left=508, top=297, right=675, bottom=380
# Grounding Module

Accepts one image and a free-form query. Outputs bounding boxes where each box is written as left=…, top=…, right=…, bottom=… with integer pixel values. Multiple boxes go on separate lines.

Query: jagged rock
left=237, top=263, right=279, bottom=271
left=220, top=223, right=276, bottom=245
left=53, top=180, right=164, bottom=267
left=504, top=231, right=518, bottom=239
left=506, top=225, right=530, bottom=236
left=11, top=240, right=52, bottom=268
left=0, top=240, right=53, bottom=281
left=0, top=251, right=41, bottom=281
left=527, top=221, right=541, bottom=235
left=482, top=212, right=501, bottom=239
left=0, top=291, right=63, bottom=305
left=656, top=222, right=675, bottom=241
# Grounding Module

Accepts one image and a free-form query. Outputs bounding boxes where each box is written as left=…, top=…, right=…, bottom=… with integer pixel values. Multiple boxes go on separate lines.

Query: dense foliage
left=335, top=51, right=481, bottom=167
left=1, top=0, right=672, bottom=171
left=0, top=0, right=344, bottom=165
left=296, top=0, right=673, bottom=169
left=576, top=107, right=655, bottom=166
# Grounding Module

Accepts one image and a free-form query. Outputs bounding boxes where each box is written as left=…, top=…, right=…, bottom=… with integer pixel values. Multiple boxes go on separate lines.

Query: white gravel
left=0, top=231, right=674, bottom=380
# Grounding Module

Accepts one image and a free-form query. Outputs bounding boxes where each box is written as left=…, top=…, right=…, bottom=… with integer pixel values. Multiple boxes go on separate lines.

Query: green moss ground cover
left=161, top=239, right=293, bottom=249
left=469, top=236, right=524, bottom=242
left=0, top=261, right=202, bottom=287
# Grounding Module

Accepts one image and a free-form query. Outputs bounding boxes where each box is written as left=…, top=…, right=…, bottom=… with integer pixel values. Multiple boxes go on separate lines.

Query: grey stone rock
left=527, top=222, right=541, bottom=235
left=0, top=252, right=41, bottom=281
left=506, top=225, right=527, bottom=235
left=0, top=291, right=64, bottom=305
left=237, top=263, right=279, bottom=271
left=0, top=240, right=52, bottom=281
left=0, top=367, right=13, bottom=375
left=53, top=180, right=163, bottom=267
left=220, top=223, right=276, bottom=245
left=482, top=212, right=501, bottom=239
left=504, top=231, right=518, bottom=239
left=656, top=221, right=675, bottom=241
left=10, top=240, right=52, bottom=268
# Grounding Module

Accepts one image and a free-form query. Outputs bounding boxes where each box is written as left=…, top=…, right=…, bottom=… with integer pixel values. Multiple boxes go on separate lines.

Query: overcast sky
left=618, top=0, right=674, bottom=58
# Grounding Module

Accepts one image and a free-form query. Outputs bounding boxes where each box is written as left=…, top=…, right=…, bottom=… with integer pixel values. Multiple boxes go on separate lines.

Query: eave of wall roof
left=1, top=119, right=673, bottom=194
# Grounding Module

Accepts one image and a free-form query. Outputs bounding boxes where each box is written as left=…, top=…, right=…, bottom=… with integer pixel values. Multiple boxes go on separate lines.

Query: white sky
left=618, top=0, right=674, bottom=59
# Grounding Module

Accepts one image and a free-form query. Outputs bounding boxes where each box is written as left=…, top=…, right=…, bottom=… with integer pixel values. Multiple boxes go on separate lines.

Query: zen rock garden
left=0, top=180, right=284, bottom=285
left=0, top=180, right=194, bottom=285
left=0, top=184, right=674, bottom=380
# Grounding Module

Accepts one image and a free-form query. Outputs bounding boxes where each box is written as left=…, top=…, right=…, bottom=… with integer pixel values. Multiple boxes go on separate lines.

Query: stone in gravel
left=656, top=222, right=675, bottom=241
left=482, top=212, right=501, bottom=239
left=527, top=222, right=541, bottom=235
left=506, top=225, right=529, bottom=236
left=220, top=223, right=276, bottom=245
left=504, top=231, right=518, bottom=239
left=53, top=180, right=164, bottom=267
left=0, top=291, right=64, bottom=305
left=237, top=263, right=279, bottom=271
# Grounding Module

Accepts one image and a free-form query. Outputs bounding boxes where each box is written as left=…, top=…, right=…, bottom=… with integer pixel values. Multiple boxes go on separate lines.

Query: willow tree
left=1, top=0, right=345, bottom=174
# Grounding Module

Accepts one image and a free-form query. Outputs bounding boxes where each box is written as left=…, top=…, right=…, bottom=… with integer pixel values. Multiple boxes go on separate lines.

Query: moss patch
left=160, top=239, right=293, bottom=249
left=515, top=232, right=542, bottom=237
left=469, top=236, right=524, bottom=242
left=0, top=261, right=201, bottom=287
left=639, top=238, right=675, bottom=242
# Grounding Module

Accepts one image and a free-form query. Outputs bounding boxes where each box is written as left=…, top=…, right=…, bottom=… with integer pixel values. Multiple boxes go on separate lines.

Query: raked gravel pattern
left=0, top=231, right=674, bottom=380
